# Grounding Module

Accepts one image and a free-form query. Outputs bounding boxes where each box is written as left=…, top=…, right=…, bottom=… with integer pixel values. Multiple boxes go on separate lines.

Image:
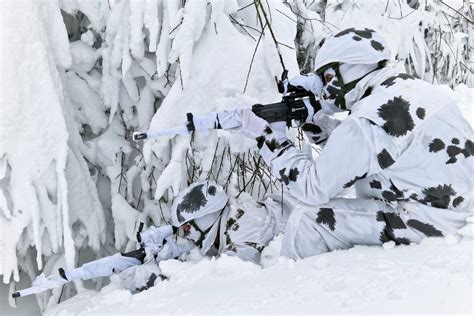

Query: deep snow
left=43, top=235, right=473, bottom=315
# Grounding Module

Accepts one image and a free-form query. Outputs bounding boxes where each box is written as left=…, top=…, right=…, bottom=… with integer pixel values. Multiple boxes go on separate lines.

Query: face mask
left=320, top=63, right=383, bottom=110
left=185, top=225, right=201, bottom=243
left=320, top=68, right=344, bottom=107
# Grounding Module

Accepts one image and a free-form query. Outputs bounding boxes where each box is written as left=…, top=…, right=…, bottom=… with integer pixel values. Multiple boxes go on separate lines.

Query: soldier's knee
left=281, top=206, right=329, bottom=259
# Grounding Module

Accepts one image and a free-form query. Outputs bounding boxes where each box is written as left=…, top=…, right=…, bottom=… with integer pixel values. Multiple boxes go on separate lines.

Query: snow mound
left=44, top=236, right=473, bottom=315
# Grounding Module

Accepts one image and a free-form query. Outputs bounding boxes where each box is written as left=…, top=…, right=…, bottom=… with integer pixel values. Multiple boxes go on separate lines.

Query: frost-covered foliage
left=1, top=0, right=106, bottom=291
left=0, top=0, right=472, bottom=312
left=291, top=0, right=473, bottom=86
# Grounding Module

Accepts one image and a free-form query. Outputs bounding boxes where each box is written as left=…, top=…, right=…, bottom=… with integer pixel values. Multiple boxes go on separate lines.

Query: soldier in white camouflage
left=149, top=27, right=472, bottom=261
left=241, top=27, right=473, bottom=258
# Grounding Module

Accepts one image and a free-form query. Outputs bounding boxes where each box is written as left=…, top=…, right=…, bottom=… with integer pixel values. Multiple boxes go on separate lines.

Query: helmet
left=171, top=181, right=228, bottom=254
left=314, top=27, right=392, bottom=110
left=314, top=27, right=391, bottom=73
left=171, top=180, right=227, bottom=228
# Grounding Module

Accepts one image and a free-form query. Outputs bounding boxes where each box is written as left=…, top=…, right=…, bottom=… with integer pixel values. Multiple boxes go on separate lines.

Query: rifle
left=133, top=70, right=321, bottom=141
left=10, top=247, right=148, bottom=299
left=12, top=224, right=175, bottom=299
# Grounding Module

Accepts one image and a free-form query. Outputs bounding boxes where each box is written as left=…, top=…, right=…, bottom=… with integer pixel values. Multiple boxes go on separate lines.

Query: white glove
left=312, top=112, right=341, bottom=135
left=139, top=225, right=174, bottom=255
left=301, top=111, right=342, bottom=144
left=241, top=108, right=272, bottom=139
left=217, top=108, right=270, bottom=139
left=155, top=239, right=195, bottom=262
left=282, top=74, right=324, bottom=96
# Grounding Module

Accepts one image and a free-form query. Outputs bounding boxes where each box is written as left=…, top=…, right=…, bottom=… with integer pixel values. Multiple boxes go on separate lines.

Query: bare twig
left=277, top=41, right=295, bottom=50
left=237, top=1, right=254, bottom=12
left=169, top=21, right=183, bottom=35
left=243, top=24, right=266, bottom=93
left=440, top=1, right=473, bottom=24
left=396, top=0, right=403, bottom=18
left=158, top=200, right=170, bottom=225
left=136, top=188, right=143, bottom=210
left=230, top=15, right=257, bottom=41
left=275, top=8, right=315, bottom=34
left=264, top=0, right=273, bottom=22
left=255, top=0, right=286, bottom=71
left=117, top=152, right=127, bottom=193
left=459, top=62, right=473, bottom=74
left=387, top=9, right=416, bottom=20
left=216, top=144, right=227, bottom=180
left=206, top=138, right=220, bottom=180
left=164, top=64, right=173, bottom=87
left=177, top=58, right=184, bottom=90
left=282, top=2, right=339, bottom=30
left=225, top=154, right=240, bottom=188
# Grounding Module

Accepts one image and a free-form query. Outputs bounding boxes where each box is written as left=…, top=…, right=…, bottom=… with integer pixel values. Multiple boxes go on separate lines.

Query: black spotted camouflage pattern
left=259, top=68, right=472, bottom=259
left=350, top=72, right=472, bottom=211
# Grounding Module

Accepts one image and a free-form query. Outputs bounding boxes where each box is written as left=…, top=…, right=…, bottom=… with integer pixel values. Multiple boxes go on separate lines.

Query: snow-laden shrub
left=292, top=0, right=472, bottom=86
left=1, top=0, right=106, bottom=309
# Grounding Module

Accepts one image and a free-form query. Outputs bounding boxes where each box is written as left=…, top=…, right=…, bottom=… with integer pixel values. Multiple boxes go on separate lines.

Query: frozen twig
left=230, top=15, right=257, bottom=41
left=237, top=1, right=254, bottom=12
left=440, top=1, right=473, bottom=24
left=255, top=0, right=286, bottom=71
left=243, top=24, right=265, bottom=93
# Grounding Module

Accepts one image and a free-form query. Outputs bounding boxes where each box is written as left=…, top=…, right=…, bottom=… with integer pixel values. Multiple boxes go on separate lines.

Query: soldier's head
left=314, top=27, right=392, bottom=111
left=171, top=181, right=228, bottom=253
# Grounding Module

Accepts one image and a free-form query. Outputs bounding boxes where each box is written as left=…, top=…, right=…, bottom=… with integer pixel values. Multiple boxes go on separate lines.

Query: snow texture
left=44, top=236, right=473, bottom=315
left=0, top=0, right=105, bottom=288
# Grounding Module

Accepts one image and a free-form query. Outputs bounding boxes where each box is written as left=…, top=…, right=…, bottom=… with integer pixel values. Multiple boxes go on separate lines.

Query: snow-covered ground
left=43, top=236, right=473, bottom=315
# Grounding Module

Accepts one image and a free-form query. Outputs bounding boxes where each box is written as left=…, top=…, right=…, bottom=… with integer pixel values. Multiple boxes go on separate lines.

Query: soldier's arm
left=260, top=118, right=379, bottom=206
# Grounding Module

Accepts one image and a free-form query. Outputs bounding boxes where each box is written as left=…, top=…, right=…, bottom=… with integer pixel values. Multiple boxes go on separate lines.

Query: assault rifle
left=11, top=224, right=179, bottom=299
left=133, top=70, right=320, bottom=141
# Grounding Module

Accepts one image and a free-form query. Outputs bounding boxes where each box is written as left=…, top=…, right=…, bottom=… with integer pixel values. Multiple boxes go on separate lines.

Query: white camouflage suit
left=168, top=181, right=294, bottom=265
left=252, top=28, right=473, bottom=259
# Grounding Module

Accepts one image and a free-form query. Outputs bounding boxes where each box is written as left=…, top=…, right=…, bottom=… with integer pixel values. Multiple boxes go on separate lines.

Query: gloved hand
left=301, top=111, right=342, bottom=144
left=139, top=225, right=174, bottom=256
left=313, top=111, right=342, bottom=133
left=155, top=239, right=195, bottom=262
left=280, top=74, right=324, bottom=96
left=217, top=108, right=271, bottom=139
